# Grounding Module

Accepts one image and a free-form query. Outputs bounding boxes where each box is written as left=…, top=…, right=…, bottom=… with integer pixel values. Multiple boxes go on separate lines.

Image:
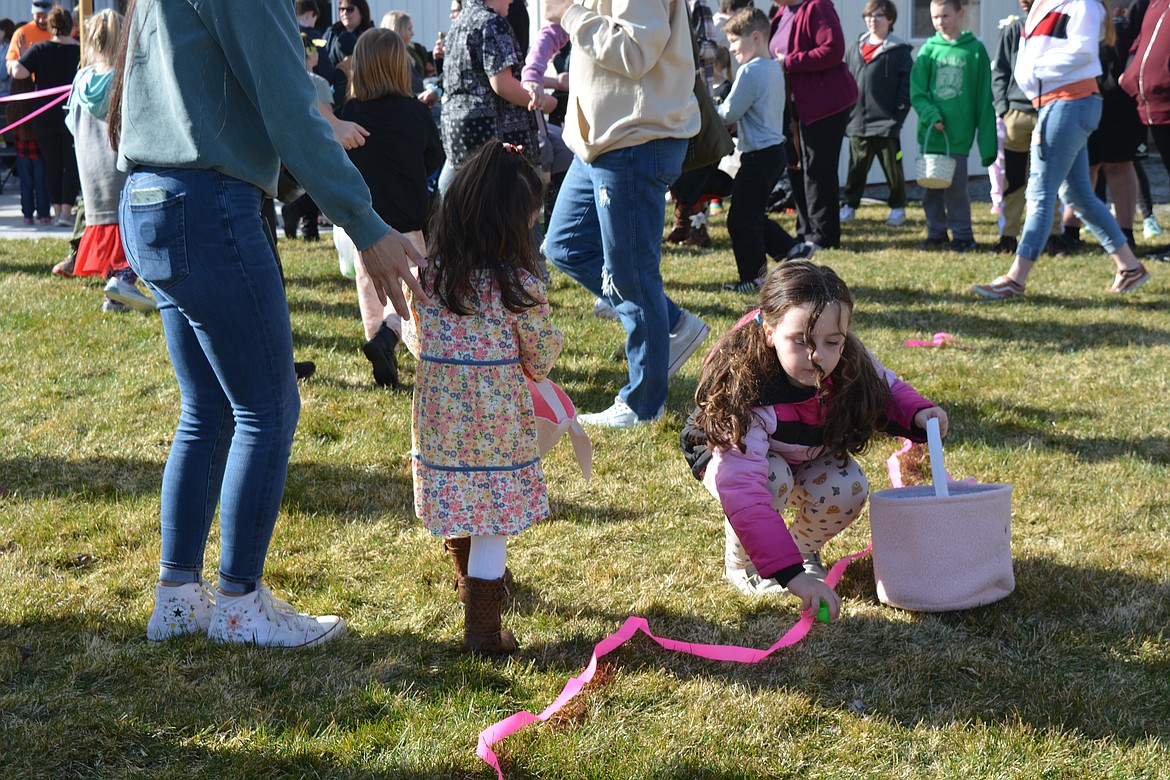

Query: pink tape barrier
left=903, top=331, right=974, bottom=349
left=0, top=85, right=71, bottom=137
left=0, top=83, right=72, bottom=103
left=474, top=547, right=873, bottom=778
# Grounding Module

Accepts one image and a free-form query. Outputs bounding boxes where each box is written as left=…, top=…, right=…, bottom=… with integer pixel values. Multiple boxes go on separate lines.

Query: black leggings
left=33, top=121, right=79, bottom=205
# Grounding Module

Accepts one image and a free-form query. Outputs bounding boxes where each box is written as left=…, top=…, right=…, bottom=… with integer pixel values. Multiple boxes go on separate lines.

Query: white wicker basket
left=915, top=126, right=956, bottom=189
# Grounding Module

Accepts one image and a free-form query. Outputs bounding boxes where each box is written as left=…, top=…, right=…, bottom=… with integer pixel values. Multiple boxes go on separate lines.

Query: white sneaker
left=667, top=310, right=710, bottom=378
left=104, top=277, right=157, bottom=312
left=839, top=205, right=856, bottom=223
left=1144, top=214, right=1163, bottom=239
left=577, top=395, right=660, bottom=428
left=207, top=585, right=346, bottom=649
left=147, top=580, right=216, bottom=641
left=724, top=520, right=787, bottom=596
left=886, top=208, right=907, bottom=227
left=592, top=297, right=619, bottom=321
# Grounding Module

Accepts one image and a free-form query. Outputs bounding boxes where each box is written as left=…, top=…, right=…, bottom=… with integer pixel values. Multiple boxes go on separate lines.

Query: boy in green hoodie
left=910, top=0, right=996, bottom=251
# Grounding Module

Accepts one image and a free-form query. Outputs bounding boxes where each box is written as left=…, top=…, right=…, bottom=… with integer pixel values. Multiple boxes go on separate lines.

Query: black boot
left=362, top=324, right=400, bottom=388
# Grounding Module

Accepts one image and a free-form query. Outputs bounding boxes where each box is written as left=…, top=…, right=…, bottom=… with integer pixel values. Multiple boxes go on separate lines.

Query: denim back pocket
left=123, top=186, right=189, bottom=290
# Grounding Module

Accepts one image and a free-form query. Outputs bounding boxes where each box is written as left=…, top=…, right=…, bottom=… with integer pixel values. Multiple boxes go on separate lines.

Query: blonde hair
left=381, top=10, right=411, bottom=37
left=81, top=8, right=121, bottom=69
left=349, top=28, right=412, bottom=101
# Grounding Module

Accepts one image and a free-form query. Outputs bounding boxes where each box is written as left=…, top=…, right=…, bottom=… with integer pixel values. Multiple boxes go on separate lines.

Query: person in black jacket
left=839, top=0, right=913, bottom=228
left=339, top=28, right=444, bottom=388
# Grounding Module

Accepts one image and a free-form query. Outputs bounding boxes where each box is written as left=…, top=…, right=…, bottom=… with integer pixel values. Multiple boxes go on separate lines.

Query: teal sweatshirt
left=116, top=0, right=390, bottom=250
left=909, top=30, right=997, bottom=167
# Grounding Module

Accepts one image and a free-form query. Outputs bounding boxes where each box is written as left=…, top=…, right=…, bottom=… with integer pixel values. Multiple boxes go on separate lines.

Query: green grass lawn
left=1, top=202, right=1168, bottom=779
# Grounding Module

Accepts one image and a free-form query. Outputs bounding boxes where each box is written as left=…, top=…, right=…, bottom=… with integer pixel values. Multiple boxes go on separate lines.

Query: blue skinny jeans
left=120, top=168, right=300, bottom=595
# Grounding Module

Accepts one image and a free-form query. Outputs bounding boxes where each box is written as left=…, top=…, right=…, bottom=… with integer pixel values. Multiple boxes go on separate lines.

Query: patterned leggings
left=765, top=452, right=869, bottom=555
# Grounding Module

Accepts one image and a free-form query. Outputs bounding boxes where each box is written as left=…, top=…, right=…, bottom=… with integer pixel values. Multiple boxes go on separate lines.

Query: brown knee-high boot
left=462, top=576, right=518, bottom=655
left=443, top=537, right=514, bottom=604
left=444, top=537, right=471, bottom=603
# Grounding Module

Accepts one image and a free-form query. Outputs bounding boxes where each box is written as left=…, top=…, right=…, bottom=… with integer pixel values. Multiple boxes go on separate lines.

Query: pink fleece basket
left=869, top=420, right=1014, bottom=611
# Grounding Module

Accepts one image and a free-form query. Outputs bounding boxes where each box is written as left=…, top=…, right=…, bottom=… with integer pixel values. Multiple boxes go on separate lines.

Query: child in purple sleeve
left=521, top=22, right=568, bottom=111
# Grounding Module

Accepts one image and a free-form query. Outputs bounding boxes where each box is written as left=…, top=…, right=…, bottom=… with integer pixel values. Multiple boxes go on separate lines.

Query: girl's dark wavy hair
left=693, top=260, right=891, bottom=460
left=425, top=140, right=544, bottom=315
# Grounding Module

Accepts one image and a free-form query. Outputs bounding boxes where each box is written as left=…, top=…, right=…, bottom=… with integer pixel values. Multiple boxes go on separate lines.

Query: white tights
left=468, top=535, right=508, bottom=580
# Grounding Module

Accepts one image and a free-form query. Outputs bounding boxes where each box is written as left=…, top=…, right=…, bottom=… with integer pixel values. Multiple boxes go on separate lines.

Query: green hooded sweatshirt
left=910, top=30, right=997, bottom=166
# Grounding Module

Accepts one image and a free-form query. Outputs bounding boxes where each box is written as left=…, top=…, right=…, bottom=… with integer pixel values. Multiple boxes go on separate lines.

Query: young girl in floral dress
left=402, top=141, right=561, bottom=656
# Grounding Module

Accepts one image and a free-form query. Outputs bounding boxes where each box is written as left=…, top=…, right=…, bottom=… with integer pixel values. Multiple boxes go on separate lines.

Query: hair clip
left=502, top=142, right=524, bottom=156
left=753, top=312, right=764, bottom=325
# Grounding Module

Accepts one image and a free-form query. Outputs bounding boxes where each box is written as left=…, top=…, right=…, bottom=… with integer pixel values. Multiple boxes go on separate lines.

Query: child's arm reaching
left=871, top=353, right=949, bottom=440
left=513, top=273, right=563, bottom=382
left=522, top=23, right=570, bottom=110
left=786, top=572, right=841, bottom=622
left=913, top=406, right=949, bottom=437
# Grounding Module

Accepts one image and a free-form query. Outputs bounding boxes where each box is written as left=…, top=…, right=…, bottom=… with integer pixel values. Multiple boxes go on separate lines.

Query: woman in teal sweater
left=110, top=0, right=426, bottom=649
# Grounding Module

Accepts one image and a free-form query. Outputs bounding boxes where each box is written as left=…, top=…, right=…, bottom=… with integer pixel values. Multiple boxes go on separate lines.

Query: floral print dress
left=403, top=266, right=562, bottom=537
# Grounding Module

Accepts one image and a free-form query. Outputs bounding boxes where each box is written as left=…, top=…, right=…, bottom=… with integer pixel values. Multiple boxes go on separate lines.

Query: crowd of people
left=8, top=0, right=1160, bottom=657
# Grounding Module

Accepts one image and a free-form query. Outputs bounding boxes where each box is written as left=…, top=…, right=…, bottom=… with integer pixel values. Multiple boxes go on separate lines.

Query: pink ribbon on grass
left=475, top=547, right=874, bottom=778
left=903, top=331, right=974, bottom=349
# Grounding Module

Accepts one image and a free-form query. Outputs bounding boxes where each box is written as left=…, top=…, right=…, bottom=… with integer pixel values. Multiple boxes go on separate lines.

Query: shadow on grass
left=943, top=398, right=1170, bottom=466
left=0, top=614, right=489, bottom=778
left=851, top=285, right=1170, bottom=347
left=0, top=455, right=423, bottom=523
left=284, top=269, right=357, bottom=295
left=506, top=555, right=1169, bottom=743
left=1, top=551, right=1166, bottom=776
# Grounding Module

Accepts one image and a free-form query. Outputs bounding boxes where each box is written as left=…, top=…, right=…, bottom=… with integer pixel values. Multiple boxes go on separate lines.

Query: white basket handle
left=926, top=417, right=949, bottom=497
left=924, top=124, right=951, bottom=156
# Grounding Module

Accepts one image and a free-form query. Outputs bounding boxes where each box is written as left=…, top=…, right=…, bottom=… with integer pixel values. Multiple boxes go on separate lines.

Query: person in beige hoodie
left=542, top=0, right=710, bottom=428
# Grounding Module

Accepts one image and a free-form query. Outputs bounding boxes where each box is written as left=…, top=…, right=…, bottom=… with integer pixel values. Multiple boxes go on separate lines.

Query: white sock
left=467, top=534, right=507, bottom=580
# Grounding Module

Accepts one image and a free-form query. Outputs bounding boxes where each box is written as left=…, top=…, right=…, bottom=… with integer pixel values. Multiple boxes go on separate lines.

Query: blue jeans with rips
left=1019, top=95, right=1126, bottom=261
left=543, top=137, right=688, bottom=421
left=120, top=168, right=300, bottom=595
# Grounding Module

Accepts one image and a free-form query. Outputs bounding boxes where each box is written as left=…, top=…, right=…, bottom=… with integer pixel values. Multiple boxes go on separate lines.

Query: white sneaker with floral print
left=147, top=580, right=216, bottom=641
left=207, top=586, right=346, bottom=648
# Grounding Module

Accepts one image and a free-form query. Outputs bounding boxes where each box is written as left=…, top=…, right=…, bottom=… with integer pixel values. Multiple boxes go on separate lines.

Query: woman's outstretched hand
left=358, top=230, right=430, bottom=319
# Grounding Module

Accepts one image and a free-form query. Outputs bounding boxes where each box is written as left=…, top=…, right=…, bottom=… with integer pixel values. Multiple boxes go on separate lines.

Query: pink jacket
left=702, top=345, right=932, bottom=581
